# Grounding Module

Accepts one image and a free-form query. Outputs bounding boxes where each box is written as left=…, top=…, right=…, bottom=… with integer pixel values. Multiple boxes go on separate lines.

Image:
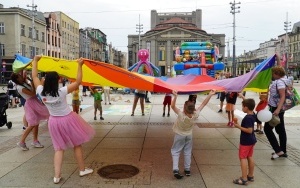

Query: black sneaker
left=184, top=170, right=191, bottom=176
left=217, top=109, right=223, bottom=113
left=162, top=113, right=165, bottom=117
left=80, top=108, right=82, bottom=112
left=173, top=170, right=183, bottom=179
left=167, top=113, right=170, bottom=117
left=94, top=116, right=97, bottom=120
left=100, top=117, right=104, bottom=120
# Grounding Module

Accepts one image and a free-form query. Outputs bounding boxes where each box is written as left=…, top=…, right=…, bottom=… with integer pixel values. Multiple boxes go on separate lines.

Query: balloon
left=257, top=109, right=272, bottom=122
left=138, top=49, right=149, bottom=62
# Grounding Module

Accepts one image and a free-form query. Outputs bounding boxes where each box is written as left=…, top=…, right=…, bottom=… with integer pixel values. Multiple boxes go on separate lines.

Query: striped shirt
left=268, top=78, right=287, bottom=107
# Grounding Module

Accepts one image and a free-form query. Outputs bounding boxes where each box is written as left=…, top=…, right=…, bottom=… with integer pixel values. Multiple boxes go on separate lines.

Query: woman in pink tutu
left=11, top=73, right=49, bottom=151
left=31, top=56, right=95, bottom=184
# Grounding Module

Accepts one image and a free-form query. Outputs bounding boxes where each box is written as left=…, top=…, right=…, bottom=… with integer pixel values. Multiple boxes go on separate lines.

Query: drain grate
left=98, top=164, right=140, bottom=179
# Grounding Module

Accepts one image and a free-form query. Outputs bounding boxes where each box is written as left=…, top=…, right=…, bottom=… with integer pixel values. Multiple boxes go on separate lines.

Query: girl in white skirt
left=11, top=73, right=49, bottom=151
left=31, top=56, right=95, bottom=184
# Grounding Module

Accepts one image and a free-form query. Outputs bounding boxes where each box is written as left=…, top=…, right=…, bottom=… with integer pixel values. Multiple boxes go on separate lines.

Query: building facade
left=54, top=11, right=79, bottom=60
left=128, top=10, right=225, bottom=76
left=44, top=12, right=62, bottom=58
left=289, top=21, right=300, bottom=75
left=0, top=4, right=46, bottom=82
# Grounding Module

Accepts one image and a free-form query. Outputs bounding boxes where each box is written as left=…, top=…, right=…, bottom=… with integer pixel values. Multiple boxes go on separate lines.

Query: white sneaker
left=79, top=168, right=93, bottom=177
left=271, top=153, right=279, bottom=160
left=53, top=177, right=61, bottom=184
left=31, top=141, right=44, bottom=148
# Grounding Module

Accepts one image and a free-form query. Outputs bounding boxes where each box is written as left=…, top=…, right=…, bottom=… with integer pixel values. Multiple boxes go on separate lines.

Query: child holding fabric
left=89, top=87, right=104, bottom=120
left=170, top=89, right=215, bottom=179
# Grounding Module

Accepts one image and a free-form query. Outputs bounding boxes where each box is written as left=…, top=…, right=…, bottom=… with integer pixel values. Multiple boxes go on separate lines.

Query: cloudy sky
left=2, top=0, right=299, bottom=56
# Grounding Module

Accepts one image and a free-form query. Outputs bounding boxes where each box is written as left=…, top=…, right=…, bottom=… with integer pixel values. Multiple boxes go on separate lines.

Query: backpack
left=7, top=81, right=14, bottom=89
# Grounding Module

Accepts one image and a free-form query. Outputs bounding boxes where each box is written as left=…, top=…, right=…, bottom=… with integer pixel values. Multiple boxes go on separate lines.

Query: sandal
left=247, top=176, right=254, bottom=182
left=233, top=177, right=248, bottom=185
left=142, top=113, right=145, bottom=116
left=131, top=113, right=134, bottom=116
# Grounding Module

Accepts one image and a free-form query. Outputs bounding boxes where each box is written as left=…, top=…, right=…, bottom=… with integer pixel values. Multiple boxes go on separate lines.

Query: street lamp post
left=136, top=15, right=143, bottom=50
left=230, top=0, right=240, bottom=77
left=284, top=12, right=291, bottom=73
left=27, top=0, right=37, bottom=58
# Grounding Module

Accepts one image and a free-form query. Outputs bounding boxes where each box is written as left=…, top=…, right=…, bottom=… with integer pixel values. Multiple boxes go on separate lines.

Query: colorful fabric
left=13, top=54, right=277, bottom=93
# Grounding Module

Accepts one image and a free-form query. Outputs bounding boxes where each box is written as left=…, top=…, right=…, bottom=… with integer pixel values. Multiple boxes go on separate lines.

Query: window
left=47, top=33, right=50, bottom=44
left=35, top=30, right=39, bottom=40
left=21, top=24, right=25, bottom=36
left=21, top=44, right=26, bottom=56
left=41, top=32, right=45, bottom=42
left=0, top=22, right=5, bottom=34
left=42, top=49, right=45, bottom=55
left=29, top=27, right=32, bottom=38
left=29, top=46, right=34, bottom=57
left=0, top=44, right=5, bottom=56
left=36, top=48, right=39, bottom=55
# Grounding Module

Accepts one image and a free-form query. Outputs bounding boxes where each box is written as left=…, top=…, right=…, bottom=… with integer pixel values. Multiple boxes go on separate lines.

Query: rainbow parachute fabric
left=13, top=54, right=276, bottom=93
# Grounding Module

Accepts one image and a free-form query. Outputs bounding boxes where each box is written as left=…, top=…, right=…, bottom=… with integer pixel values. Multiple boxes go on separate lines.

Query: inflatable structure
left=173, top=42, right=224, bottom=77
left=128, top=49, right=160, bottom=77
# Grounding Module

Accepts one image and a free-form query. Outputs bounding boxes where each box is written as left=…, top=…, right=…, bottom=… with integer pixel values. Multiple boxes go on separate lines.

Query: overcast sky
left=2, top=0, right=299, bottom=56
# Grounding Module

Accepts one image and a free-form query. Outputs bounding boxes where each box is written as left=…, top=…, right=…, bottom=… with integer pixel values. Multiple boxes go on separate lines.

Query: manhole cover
left=98, top=164, right=140, bottom=179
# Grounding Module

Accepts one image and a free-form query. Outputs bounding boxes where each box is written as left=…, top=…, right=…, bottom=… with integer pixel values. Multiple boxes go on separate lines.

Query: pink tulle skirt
left=48, top=111, right=95, bottom=151
left=24, top=97, right=50, bottom=126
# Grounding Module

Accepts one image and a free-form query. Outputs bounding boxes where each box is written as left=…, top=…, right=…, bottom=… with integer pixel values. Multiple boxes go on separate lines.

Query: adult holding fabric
left=264, top=66, right=288, bottom=160
left=31, top=56, right=95, bottom=184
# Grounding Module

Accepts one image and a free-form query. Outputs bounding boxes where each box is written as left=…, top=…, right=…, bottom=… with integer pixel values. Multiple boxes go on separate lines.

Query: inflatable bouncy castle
left=128, top=49, right=160, bottom=76
left=173, top=42, right=224, bottom=77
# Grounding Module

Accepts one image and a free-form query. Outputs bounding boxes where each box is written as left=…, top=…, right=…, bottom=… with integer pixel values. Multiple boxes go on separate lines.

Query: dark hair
left=184, top=100, right=195, bottom=114
left=10, top=73, right=21, bottom=85
left=41, top=71, right=60, bottom=97
left=188, top=95, right=197, bottom=103
left=242, top=98, right=255, bottom=111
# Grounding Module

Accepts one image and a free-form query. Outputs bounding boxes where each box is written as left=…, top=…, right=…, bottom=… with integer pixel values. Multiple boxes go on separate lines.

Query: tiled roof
left=160, top=17, right=190, bottom=24
left=145, top=17, right=206, bottom=34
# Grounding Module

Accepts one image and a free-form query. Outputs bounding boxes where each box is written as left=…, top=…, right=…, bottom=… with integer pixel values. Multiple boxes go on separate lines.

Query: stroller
left=0, top=93, right=12, bottom=129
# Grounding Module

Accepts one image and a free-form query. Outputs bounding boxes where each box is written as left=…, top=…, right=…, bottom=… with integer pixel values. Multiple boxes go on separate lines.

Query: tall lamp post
left=27, top=0, right=37, bottom=58
left=230, top=0, right=240, bottom=77
left=284, top=12, right=291, bottom=73
left=136, top=15, right=143, bottom=50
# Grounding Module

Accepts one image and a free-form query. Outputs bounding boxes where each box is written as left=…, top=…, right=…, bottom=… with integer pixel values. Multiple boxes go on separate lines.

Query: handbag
left=269, top=115, right=280, bottom=127
left=274, top=80, right=300, bottom=111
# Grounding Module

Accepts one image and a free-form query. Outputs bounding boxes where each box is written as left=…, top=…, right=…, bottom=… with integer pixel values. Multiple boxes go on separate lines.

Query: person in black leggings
left=264, top=66, right=288, bottom=160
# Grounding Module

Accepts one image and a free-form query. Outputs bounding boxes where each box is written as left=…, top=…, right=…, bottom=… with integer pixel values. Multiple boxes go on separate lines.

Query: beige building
left=289, top=21, right=300, bottom=73
left=128, top=10, right=225, bottom=76
left=54, top=11, right=79, bottom=60
left=0, top=4, right=46, bottom=81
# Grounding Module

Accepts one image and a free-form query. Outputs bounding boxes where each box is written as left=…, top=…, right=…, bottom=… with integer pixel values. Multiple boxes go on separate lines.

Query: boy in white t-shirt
left=170, top=89, right=215, bottom=179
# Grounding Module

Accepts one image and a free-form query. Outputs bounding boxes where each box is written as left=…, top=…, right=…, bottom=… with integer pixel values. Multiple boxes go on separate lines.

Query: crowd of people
left=6, top=55, right=293, bottom=185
